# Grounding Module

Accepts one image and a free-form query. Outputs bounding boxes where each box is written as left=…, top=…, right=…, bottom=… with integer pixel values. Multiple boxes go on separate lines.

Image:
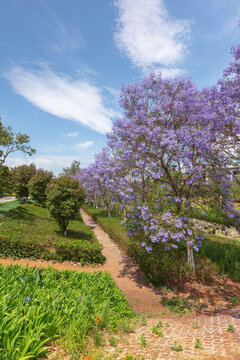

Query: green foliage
left=151, top=321, right=163, bottom=336
left=109, top=336, right=118, bottom=347
left=194, top=338, right=204, bottom=349
left=0, top=165, right=12, bottom=197
left=161, top=296, right=200, bottom=314
left=0, top=118, right=36, bottom=166
left=0, top=204, right=105, bottom=264
left=11, top=164, right=36, bottom=199
left=229, top=297, right=239, bottom=305
left=0, top=265, right=134, bottom=358
left=139, top=332, right=147, bottom=347
left=47, top=176, right=85, bottom=235
left=170, top=340, right=183, bottom=352
left=200, top=237, right=240, bottom=281
left=227, top=324, right=235, bottom=333
left=28, top=169, right=53, bottom=205
left=60, top=160, right=81, bottom=176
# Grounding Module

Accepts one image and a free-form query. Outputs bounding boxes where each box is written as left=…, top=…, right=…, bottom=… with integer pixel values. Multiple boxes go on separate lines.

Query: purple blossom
left=6, top=295, right=11, bottom=299
left=25, top=296, right=31, bottom=301
left=145, top=245, right=152, bottom=253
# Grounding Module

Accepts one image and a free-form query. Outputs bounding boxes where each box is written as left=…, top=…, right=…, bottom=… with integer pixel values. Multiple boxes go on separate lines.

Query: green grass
left=0, top=204, right=105, bottom=264
left=0, top=264, right=134, bottom=359
left=200, top=235, right=240, bottom=281
left=0, top=199, right=22, bottom=217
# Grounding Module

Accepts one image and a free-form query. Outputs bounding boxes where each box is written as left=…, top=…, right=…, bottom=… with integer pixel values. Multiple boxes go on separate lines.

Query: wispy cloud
left=114, top=0, right=192, bottom=75
left=4, top=66, right=118, bottom=134
left=63, top=131, right=79, bottom=137
left=73, top=141, right=94, bottom=149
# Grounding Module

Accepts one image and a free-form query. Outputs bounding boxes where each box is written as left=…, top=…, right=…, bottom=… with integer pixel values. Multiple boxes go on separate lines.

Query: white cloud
left=4, top=66, right=118, bottom=134
left=74, top=141, right=94, bottom=149
left=64, top=132, right=79, bottom=137
left=5, top=154, right=94, bottom=175
left=114, top=0, right=191, bottom=74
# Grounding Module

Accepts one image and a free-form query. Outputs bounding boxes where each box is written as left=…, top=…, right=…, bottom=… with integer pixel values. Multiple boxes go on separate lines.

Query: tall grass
left=200, top=237, right=240, bottom=281
left=0, top=265, right=134, bottom=359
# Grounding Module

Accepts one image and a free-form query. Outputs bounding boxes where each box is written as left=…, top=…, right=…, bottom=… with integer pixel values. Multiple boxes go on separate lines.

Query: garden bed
left=0, top=264, right=134, bottom=359
left=0, top=204, right=105, bottom=264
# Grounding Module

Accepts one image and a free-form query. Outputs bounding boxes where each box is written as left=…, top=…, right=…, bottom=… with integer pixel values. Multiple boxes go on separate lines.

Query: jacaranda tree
left=76, top=39, right=240, bottom=271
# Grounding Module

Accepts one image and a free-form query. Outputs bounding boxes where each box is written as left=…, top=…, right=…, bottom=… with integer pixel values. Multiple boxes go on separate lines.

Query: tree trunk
left=64, top=229, right=67, bottom=236
left=187, top=243, right=195, bottom=271
left=108, top=210, right=111, bottom=217
left=123, top=207, right=126, bottom=222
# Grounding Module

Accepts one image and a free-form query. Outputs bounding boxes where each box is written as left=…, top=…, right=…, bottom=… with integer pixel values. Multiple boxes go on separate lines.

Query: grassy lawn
left=0, top=264, right=134, bottom=359
left=0, top=204, right=105, bottom=264
left=0, top=199, right=22, bottom=217
left=84, top=204, right=240, bottom=283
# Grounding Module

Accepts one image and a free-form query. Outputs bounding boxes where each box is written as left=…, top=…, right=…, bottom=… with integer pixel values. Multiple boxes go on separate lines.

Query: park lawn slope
left=0, top=204, right=105, bottom=264
left=0, top=199, right=21, bottom=217
left=83, top=204, right=240, bottom=284
left=0, top=264, right=134, bottom=359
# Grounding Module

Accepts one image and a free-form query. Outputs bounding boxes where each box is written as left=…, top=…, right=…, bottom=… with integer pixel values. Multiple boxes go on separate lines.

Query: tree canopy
left=0, top=118, right=36, bottom=166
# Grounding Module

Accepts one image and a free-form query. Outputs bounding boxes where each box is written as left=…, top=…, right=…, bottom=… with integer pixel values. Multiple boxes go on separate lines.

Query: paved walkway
left=0, top=196, right=15, bottom=203
left=1, top=209, right=240, bottom=359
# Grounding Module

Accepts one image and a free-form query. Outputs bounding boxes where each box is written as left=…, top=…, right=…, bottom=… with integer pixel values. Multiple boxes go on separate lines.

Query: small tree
left=0, top=118, right=36, bottom=166
left=46, top=176, right=85, bottom=236
left=28, top=169, right=53, bottom=206
left=11, top=164, right=36, bottom=200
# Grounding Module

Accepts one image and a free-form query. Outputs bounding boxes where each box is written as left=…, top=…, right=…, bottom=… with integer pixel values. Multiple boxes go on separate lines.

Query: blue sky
left=0, top=0, right=240, bottom=174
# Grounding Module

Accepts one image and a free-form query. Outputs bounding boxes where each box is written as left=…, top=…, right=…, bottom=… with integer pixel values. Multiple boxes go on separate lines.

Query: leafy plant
left=227, top=324, right=235, bottom=333
left=170, top=340, right=183, bottom=352
left=194, top=338, right=204, bottom=349
left=139, top=333, right=147, bottom=347
left=162, top=297, right=196, bottom=313
left=151, top=321, right=163, bottom=336
left=109, top=336, right=118, bottom=347
left=192, top=322, right=199, bottom=329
